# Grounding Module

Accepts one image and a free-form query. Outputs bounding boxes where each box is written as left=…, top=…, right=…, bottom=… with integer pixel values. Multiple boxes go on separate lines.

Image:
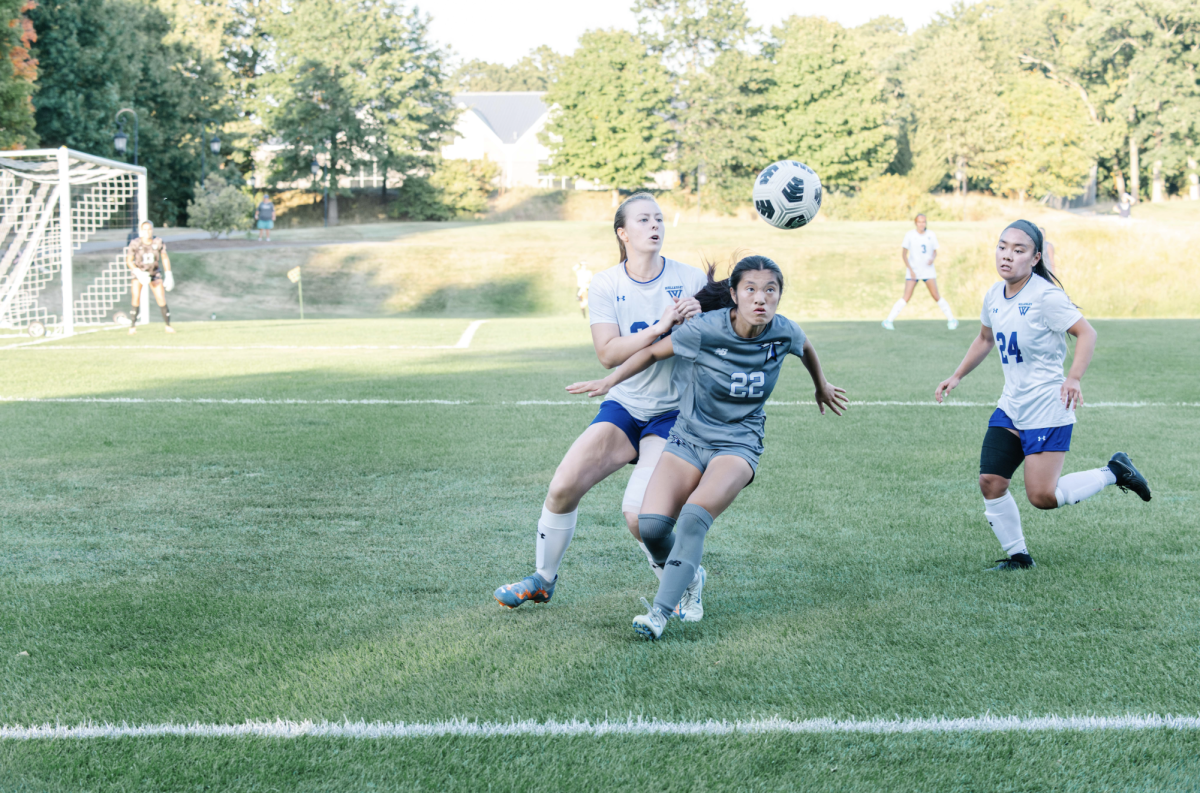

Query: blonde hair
left=613, top=192, right=659, bottom=263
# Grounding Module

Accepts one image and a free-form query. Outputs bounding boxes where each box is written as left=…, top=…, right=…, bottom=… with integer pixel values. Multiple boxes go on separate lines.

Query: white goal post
left=0, top=146, right=147, bottom=336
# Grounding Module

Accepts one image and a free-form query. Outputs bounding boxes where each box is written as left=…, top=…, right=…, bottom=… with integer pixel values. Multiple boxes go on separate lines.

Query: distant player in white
left=883, top=214, right=957, bottom=330
left=935, top=220, right=1151, bottom=570
left=494, top=193, right=709, bottom=612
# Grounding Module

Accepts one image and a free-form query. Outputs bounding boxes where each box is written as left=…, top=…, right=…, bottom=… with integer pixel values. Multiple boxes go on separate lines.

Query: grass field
left=2, top=316, right=1198, bottom=790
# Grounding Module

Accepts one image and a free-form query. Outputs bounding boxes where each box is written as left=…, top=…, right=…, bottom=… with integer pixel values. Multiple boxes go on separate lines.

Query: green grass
left=1, top=318, right=1198, bottom=790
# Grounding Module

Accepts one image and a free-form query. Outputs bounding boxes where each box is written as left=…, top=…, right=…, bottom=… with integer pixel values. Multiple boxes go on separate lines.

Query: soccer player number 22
left=729, top=372, right=765, bottom=398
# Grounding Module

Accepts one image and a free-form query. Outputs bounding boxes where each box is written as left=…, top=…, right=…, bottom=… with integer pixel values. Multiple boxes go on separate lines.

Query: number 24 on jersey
left=995, top=332, right=1023, bottom=364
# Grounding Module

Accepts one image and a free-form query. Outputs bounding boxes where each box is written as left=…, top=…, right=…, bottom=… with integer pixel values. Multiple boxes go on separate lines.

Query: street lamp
left=311, top=150, right=329, bottom=227
left=114, top=108, right=139, bottom=240
left=199, top=119, right=222, bottom=181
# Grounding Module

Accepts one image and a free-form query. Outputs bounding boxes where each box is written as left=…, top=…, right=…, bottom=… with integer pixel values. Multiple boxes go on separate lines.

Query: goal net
left=0, top=147, right=146, bottom=336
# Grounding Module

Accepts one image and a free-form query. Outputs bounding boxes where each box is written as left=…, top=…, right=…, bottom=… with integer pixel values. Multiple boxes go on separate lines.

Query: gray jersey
left=668, top=309, right=807, bottom=455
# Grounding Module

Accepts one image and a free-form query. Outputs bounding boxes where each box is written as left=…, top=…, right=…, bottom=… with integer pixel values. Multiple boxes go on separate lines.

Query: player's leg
left=926, top=279, right=957, bottom=329
left=884, top=279, right=917, bottom=329
left=128, top=278, right=142, bottom=333
left=623, top=433, right=667, bottom=579
left=980, top=425, right=1032, bottom=569
left=1032, top=452, right=1150, bottom=508
left=150, top=281, right=173, bottom=332
left=494, top=421, right=635, bottom=608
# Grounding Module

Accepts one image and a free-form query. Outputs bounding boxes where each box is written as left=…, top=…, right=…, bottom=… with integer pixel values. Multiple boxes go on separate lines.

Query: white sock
left=984, top=492, right=1027, bottom=556
left=535, top=504, right=576, bottom=582
left=937, top=298, right=955, bottom=321
left=1055, top=467, right=1117, bottom=507
left=886, top=299, right=907, bottom=322
left=640, top=541, right=664, bottom=581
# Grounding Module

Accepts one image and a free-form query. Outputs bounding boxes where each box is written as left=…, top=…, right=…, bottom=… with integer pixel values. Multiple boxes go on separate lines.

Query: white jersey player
left=494, top=193, right=709, bottom=615
left=936, top=220, right=1150, bottom=571
left=883, top=214, right=957, bottom=330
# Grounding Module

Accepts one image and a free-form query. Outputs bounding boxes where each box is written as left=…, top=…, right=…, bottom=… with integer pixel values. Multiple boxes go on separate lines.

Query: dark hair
left=1004, top=219, right=1063, bottom=289
left=613, top=192, right=659, bottom=263
left=693, top=254, right=785, bottom=313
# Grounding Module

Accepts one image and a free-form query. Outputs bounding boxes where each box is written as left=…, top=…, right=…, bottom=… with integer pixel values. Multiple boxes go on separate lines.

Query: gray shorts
left=664, top=431, right=759, bottom=481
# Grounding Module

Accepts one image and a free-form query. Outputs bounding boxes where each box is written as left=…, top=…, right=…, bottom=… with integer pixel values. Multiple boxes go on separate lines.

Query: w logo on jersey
left=759, top=341, right=780, bottom=362
left=666, top=286, right=683, bottom=298
left=1019, top=303, right=1033, bottom=316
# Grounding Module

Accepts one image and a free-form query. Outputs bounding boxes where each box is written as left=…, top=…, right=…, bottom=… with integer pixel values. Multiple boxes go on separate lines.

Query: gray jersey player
left=569, top=255, right=848, bottom=640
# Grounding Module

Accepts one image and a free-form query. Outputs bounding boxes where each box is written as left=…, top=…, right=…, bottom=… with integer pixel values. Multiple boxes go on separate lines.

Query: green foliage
left=764, top=16, right=896, bottom=188
left=826, top=175, right=944, bottom=221
left=634, top=0, right=753, bottom=71
left=0, top=0, right=37, bottom=149
left=454, top=46, right=562, bottom=91
left=387, top=158, right=498, bottom=221
left=541, top=29, right=673, bottom=192
left=185, top=173, right=255, bottom=238
left=993, top=73, right=1094, bottom=200
left=29, top=0, right=231, bottom=225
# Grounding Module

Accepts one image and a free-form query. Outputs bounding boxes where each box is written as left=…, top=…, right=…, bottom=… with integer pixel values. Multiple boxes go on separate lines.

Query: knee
left=545, top=473, right=578, bottom=510
left=1028, top=490, right=1059, bottom=510
left=979, top=474, right=1009, bottom=500
left=624, top=513, right=641, bottom=541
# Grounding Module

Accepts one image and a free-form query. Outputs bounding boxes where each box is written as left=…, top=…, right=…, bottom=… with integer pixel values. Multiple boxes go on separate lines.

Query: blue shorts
left=664, top=431, right=759, bottom=482
left=257, top=219, right=274, bottom=230
left=590, top=400, right=678, bottom=464
left=988, top=408, right=1072, bottom=454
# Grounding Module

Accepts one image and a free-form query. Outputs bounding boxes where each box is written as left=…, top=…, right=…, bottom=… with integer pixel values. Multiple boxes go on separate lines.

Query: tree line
left=1, top=0, right=1197, bottom=226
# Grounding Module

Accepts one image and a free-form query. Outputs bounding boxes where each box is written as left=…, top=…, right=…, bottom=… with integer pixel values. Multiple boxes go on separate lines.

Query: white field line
left=0, top=320, right=488, bottom=351
left=3, top=714, right=1200, bottom=740
left=0, top=324, right=124, bottom=350
left=2, top=397, right=1199, bottom=408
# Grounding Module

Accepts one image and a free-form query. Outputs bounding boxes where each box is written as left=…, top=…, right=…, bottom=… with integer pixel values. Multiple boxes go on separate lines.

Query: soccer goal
left=0, top=146, right=147, bottom=337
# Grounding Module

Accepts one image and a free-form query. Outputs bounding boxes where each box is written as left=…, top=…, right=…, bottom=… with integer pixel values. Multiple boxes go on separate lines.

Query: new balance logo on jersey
left=1019, top=303, right=1033, bottom=315
left=715, top=348, right=728, bottom=356
left=666, top=286, right=683, bottom=298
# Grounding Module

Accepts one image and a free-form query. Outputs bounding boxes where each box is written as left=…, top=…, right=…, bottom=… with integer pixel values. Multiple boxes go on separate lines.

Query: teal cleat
left=494, top=572, right=556, bottom=609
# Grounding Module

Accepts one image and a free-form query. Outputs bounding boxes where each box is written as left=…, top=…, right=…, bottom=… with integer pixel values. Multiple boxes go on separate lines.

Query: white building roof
left=454, top=92, right=548, bottom=144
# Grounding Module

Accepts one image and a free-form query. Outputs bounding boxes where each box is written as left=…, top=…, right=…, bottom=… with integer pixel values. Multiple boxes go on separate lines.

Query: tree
left=0, top=0, right=37, bottom=149
left=260, top=0, right=455, bottom=221
left=29, top=0, right=231, bottom=224
left=454, top=46, right=562, bottom=91
left=541, top=29, right=673, bottom=197
left=186, top=172, right=255, bottom=237
left=763, top=16, right=895, bottom=188
left=993, top=72, right=1094, bottom=201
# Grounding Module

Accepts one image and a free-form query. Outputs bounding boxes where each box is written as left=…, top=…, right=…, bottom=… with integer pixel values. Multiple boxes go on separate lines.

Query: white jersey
left=980, top=275, right=1083, bottom=430
left=588, top=257, right=707, bottom=421
left=902, top=229, right=939, bottom=279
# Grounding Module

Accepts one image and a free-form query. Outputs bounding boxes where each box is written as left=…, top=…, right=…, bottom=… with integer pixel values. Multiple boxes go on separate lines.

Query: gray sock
left=653, top=504, right=713, bottom=617
left=638, top=513, right=676, bottom=565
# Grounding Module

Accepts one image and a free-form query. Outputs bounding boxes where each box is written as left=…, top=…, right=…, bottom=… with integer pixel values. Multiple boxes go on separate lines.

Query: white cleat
left=881, top=320, right=894, bottom=331
left=947, top=319, right=959, bottom=330
left=632, top=597, right=670, bottom=640
left=674, top=566, right=706, bottom=623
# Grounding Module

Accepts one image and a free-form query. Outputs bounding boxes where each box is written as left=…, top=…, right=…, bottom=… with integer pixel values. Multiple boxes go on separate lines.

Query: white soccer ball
left=752, top=160, right=822, bottom=229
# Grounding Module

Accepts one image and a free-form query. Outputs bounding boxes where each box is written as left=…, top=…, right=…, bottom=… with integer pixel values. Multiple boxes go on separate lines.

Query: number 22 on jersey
left=729, top=372, right=765, bottom=398
left=995, top=332, right=1023, bottom=364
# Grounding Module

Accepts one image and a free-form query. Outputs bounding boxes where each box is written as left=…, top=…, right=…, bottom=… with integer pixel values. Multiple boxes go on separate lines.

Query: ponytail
left=693, top=254, right=785, bottom=313
left=612, top=192, right=659, bottom=264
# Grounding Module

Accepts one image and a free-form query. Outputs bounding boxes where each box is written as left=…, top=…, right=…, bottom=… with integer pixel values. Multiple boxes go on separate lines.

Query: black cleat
left=1107, top=452, right=1151, bottom=501
left=988, top=552, right=1036, bottom=571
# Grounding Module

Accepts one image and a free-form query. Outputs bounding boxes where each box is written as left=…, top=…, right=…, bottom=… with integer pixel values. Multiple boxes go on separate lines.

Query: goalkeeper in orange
left=126, top=220, right=175, bottom=333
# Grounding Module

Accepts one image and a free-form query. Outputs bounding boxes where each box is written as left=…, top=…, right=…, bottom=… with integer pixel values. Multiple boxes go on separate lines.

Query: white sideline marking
left=3, top=714, right=1200, bottom=740
left=2, top=397, right=1199, bottom=408
left=0, top=325, right=123, bottom=350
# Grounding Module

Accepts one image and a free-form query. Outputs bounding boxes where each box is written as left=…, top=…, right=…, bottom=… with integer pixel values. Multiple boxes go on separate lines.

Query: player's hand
left=133, top=269, right=150, bottom=286
left=657, top=301, right=683, bottom=330
left=164, top=271, right=175, bottom=292
left=816, top=382, right=848, bottom=416
left=673, top=296, right=701, bottom=321
left=1060, top=377, right=1082, bottom=410
left=935, top=375, right=960, bottom=403
left=566, top=377, right=613, bottom=398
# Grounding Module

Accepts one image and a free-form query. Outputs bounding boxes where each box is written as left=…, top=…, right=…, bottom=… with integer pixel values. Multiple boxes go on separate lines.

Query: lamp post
left=200, top=119, right=222, bottom=182
left=114, top=108, right=139, bottom=239
left=311, top=148, right=329, bottom=227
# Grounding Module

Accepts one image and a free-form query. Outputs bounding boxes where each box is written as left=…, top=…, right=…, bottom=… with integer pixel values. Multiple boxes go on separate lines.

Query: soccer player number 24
left=995, top=332, right=1024, bottom=364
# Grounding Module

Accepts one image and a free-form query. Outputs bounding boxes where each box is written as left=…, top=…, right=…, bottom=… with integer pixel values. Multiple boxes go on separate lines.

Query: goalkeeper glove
left=164, top=271, right=175, bottom=292
left=134, top=269, right=151, bottom=286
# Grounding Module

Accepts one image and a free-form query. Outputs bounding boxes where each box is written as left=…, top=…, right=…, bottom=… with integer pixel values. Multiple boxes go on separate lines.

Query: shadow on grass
left=409, top=276, right=545, bottom=316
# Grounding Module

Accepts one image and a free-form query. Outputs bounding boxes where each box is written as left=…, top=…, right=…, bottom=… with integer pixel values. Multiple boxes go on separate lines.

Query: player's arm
left=935, top=325, right=995, bottom=402
left=902, top=247, right=915, bottom=279
left=161, top=249, right=172, bottom=273
left=568, top=336, right=675, bottom=397
left=1061, top=317, right=1096, bottom=409
left=798, top=339, right=848, bottom=416
left=590, top=296, right=700, bottom=369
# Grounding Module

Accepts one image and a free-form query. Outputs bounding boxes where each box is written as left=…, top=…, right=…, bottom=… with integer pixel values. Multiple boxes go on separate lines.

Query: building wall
left=442, top=110, right=554, bottom=189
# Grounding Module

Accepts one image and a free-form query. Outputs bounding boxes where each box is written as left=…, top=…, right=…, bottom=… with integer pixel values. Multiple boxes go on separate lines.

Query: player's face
left=915, top=215, right=927, bottom=233
left=617, top=201, right=664, bottom=257
left=995, top=229, right=1040, bottom=282
left=139, top=224, right=152, bottom=241
left=730, top=270, right=781, bottom=327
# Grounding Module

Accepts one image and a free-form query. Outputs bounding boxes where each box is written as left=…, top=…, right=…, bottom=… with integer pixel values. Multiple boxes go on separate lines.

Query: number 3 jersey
left=589, top=258, right=708, bottom=420
left=668, top=309, right=807, bottom=456
left=980, top=275, right=1082, bottom=430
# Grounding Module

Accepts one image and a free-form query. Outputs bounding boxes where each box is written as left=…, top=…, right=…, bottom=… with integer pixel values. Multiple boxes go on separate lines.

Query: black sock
left=159, top=304, right=170, bottom=325
left=129, top=305, right=139, bottom=327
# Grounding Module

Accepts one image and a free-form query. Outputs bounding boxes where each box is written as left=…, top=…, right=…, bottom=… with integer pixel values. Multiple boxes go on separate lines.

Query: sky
left=425, top=0, right=959, bottom=66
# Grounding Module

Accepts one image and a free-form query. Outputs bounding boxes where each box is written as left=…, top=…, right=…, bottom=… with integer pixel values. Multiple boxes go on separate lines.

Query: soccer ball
left=752, top=160, right=822, bottom=229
